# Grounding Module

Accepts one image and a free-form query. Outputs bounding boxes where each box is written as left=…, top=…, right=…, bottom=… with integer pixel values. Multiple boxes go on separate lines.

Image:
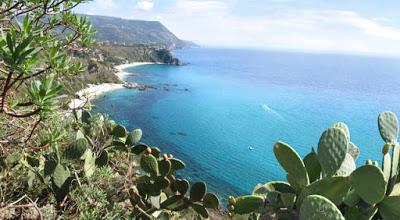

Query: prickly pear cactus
left=273, top=141, right=309, bottom=188
left=344, top=206, right=377, bottom=220
left=317, top=127, right=348, bottom=176
left=378, top=196, right=400, bottom=219
left=232, top=195, right=264, bottom=215
left=332, top=122, right=350, bottom=141
left=140, top=154, right=159, bottom=176
left=336, top=153, right=356, bottom=177
left=299, top=195, right=345, bottom=220
left=350, top=165, right=386, bottom=205
left=112, top=124, right=127, bottom=138
left=174, top=179, right=189, bottom=195
left=190, top=202, right=208, bottom=218
left=303, top=148, right=321, bottom=183
left=126, top=129, right=142, bottom=146
left=190, top=182, right=206, bottom=202
left=388, top=143, right=400, bottom=194
left=53, top=164, right=70, bottom=188
left=383, top=152, right=391, bottom=182
left=348, top=142, right=360, bottom=160
left=297, top=176, right=351, bottom=207
left=203, top=193, right=219, bottom=209
left=158, top=159, right=172, bottom=176
left=378, top=111, right=399, bottom=144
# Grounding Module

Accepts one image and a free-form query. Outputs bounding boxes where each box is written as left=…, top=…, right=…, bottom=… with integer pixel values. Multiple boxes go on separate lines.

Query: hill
left=82, top=14, right=196, bottom=49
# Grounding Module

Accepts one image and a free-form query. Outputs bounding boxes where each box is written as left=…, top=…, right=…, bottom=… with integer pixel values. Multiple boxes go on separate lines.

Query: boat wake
left=261, top=103, right=284, bottom=120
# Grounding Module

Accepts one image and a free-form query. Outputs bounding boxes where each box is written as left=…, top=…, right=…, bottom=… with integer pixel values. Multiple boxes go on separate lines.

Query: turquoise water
left=93, top=48, right=400, bottom=198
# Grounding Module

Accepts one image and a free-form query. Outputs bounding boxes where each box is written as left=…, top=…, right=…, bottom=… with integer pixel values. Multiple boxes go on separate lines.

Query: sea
left=92, top=48, right=400, bottom=199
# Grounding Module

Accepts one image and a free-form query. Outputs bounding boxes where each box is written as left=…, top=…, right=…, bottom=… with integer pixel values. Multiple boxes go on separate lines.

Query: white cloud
left=298, top=10, right=400, bottom=41
left=136, top=0, right=154, bottom=11
left=173, top=0, right=226, bottom=15
left=96, top=0, right=116, bottom=10
left=161, top=7, right=400, bottom=55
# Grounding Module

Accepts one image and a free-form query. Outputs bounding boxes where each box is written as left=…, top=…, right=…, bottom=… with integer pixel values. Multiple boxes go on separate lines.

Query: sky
left=75, top=0, right=400, bottom=55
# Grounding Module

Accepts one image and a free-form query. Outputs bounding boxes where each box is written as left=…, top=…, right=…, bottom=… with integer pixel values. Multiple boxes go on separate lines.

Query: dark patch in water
left=176, top=132, right=187, bottom=136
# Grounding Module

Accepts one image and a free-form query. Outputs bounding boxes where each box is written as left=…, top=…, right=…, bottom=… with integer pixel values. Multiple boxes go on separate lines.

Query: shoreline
left=68, top=62, right=157, bottom=109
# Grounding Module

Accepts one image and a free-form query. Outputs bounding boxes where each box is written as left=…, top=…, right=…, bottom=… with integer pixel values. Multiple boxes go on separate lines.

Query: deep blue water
left=92, top=48, right=400, bottom=199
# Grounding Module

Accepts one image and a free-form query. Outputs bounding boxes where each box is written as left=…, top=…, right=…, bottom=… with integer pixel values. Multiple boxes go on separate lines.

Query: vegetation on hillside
left=2, top=1, right=399, bottom=220
left=0, top=1, right=218, bottom=219
left=82, top=14, right=196, bottom=50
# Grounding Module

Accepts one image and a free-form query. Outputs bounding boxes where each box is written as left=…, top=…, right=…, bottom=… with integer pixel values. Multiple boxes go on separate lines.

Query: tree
left=0, top=0, right=95, bottom=146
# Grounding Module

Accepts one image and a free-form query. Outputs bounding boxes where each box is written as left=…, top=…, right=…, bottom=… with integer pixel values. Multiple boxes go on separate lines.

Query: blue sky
left=76, top=0, right=400, bottom=55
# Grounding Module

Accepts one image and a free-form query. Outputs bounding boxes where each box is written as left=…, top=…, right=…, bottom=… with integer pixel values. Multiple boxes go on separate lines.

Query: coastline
left=68, top=62, right=157, bottom=109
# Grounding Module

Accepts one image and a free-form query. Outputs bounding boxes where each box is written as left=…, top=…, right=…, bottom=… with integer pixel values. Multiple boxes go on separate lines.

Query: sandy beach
left=68, top=62, right=156, bottom=109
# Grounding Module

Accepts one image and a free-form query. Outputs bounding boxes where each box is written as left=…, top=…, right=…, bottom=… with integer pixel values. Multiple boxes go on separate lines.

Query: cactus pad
left=350, top=165, right=386, bottom=205
left=332, top=122, right=350, bottom=141
left=95, top=150, right=108, bottom=167
left=344, top=207, right=377, bottom=220
left=281, top=193, right=296, bottom=208
left=53, top=164, right=70, bottom=188
left=112, top=124, right=127, bottom=138
left=388, top=143, right=400, bottom=195
left=252, top=181, right=295, bottom=195
left=348, top=142, right=360, bottom=160
left=126, top=129, right=142, bottom=146
left=317, top=127, right=348, bottom=176
left=170, top=158, right=185, bottom=172
left=63, top=138, right=87, bottom=160
left=191, top=203, right=209, bottom=218
left=337, top=153, right=356, bottom=177
left=83, top=149, right=96, bottom=178
left=273, top=141, right=309, bottom=187
left=303, top=148, right=321, bottom=183
left=140, top=154, right=159, bottom=176
left=234, top=195, right=264, bottom=215
left=158, top=159, right=172, bottom=176
left=175, top=179, right=189, bottom=195
left=132, top=143, right=148, bottom=154
left=300, top=195, right=345, bottom=220
left=379, top=196, right=400, bottom=219
left=203, top=193, right=219, bottom=209
left=81, top=110, right=91, bottom=124
left=383, top=153, right=391, bottom=182
left=343, top=189, right=360, bottom=207
left=378, top=111, right=399, bottom=144
left=190, top=182, right=206, bottom=202
left=297, top=176, right=351, bottom=207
